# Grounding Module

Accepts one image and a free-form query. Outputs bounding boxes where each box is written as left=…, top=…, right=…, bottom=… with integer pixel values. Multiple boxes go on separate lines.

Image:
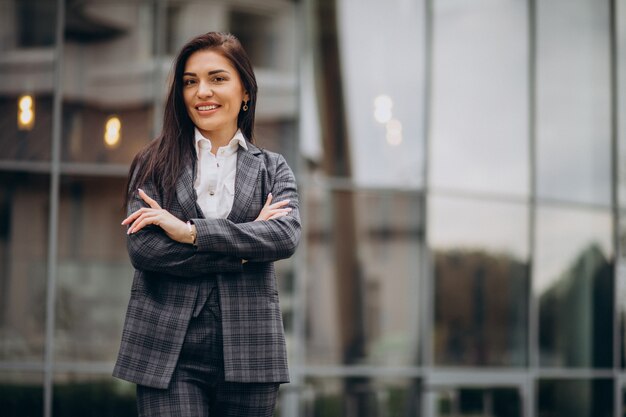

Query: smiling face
left=182, top=49, right=249, bottom=144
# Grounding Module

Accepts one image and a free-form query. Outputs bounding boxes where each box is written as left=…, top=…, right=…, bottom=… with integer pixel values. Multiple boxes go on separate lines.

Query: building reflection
left=539, top=243, right=613, bottom=368
left=435, top=249, right=528, bottom=367
left=0, top=0, right=624, bottom=416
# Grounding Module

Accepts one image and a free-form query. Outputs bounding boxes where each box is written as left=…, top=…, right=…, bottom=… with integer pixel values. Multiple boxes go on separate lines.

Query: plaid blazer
left=113, top=142, right=300, bottom=389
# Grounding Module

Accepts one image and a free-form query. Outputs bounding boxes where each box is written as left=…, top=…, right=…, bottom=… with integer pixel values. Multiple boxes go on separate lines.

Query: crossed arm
left=124, top=155, right=300, bottom=276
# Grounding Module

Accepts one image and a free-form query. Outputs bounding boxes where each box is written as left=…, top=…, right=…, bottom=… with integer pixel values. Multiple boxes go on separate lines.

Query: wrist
left=186, top=221, right=197, bottom=245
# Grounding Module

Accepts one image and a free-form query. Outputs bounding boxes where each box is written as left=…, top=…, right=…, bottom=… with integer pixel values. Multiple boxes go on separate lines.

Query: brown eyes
left=182, top=77, right=227, bottom=86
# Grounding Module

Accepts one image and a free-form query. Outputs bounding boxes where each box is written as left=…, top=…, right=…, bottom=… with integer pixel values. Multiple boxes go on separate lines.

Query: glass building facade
left=0, top=0, right=625, bottom=416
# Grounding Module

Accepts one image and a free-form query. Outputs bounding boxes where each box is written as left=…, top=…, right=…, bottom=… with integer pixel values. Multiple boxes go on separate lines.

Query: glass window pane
left=433, top=386, right=522, bottom=417
left=53, top=374, right=135, bottom=416
left=301, top=377, right=421, bottom=417
left=430, top=195, right=529, bottom=366
left=0, top=0, right=56, bottom=163
left=337, top=0, right=425, bottom=187
left=15, top=0, right=56, bottom=48
left=538, top=379, right=613, bottom=417
left=305, top=188, right=422, bottom=365
left=535, top=206, right=613, bottom=367
left=62, top=0, right=156, bottom=164
left=0, top=172, right=49, bottom=361
left=54, top=175, right=132, bottom=361
left=430, top=0, right=529, bottom=196
left=536, top=0, right=611, bottom=205
left=0, top=371, right=44, bottom=417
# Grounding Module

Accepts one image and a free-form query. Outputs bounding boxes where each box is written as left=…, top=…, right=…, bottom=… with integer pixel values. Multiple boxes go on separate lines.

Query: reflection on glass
left=536, top=0, right=611, bottom=205
left=0, top=0, right=56, bottom=162
left=617, top=0, right=626, bottom=369
left=535, top=206, right=613, bottom=367
left=62, top=104, right=154, bottom=164
left=538, top=379, right=612, bottom=417
left=305, top=188, right=422, bottom=366
left=302, top=377, right=421, bottom=417
left=620, top=211, right=626, bottom=367
left=434, top=387, right=521, bottom=417
left=0, top=371, right=44, bottom=417
left=62, top=1, right=155, bottom=164
left=430, top=196, right=529, bottom=366
left=54, top=176, right=132, bottom=361
left=0, top=172, right=48, bottom=361
left=53, top=374, right=135, bottom=417
left=0, top=95, right=54, bottom=161
left=430, top=0, right=529, bottom=196
left=337, top=0, right=425, bottom=187
left=620, top=0, right=626, bottom=208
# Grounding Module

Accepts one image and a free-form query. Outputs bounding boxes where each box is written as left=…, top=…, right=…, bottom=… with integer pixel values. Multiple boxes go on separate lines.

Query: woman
left=113, top=32, right=300, bottom=417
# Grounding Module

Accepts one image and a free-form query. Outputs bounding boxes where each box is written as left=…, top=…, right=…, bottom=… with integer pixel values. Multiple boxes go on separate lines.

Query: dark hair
left=125, top=32, right=258, bottom=208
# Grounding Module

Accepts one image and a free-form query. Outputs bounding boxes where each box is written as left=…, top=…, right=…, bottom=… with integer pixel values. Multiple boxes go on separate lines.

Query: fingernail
left=138, top=188, right=144, bottom=193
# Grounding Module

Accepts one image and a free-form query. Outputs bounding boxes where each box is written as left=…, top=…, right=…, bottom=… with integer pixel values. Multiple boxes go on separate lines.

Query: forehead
left=184, top=49, right=237, bottom=74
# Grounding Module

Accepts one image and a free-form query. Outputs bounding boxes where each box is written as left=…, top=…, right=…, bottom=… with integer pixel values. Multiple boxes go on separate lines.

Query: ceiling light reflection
left=104, top=116, right=122, bottom=148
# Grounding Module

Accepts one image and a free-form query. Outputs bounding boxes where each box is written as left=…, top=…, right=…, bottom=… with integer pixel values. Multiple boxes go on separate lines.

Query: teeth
left=198, top=105, right=218, bottom=111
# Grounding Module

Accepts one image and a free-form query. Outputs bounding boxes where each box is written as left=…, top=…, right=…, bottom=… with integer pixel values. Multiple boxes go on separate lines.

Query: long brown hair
left=125, top=32, right=258, bottom=208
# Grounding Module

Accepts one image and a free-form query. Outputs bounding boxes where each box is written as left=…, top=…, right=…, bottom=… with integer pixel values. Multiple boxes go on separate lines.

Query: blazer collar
left=227, top=142, right=262, bottom=223
left=175, top=141, right=262, bottom=222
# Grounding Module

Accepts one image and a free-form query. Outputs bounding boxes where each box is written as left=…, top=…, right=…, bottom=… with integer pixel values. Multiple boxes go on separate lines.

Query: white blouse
left=193, top=127, right=247, bottom=219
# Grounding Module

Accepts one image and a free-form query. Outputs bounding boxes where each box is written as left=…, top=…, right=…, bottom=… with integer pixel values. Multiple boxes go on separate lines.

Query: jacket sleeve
left=126, top=175, right=243, bottom=277
left=192, top=154, right=301, bottom=262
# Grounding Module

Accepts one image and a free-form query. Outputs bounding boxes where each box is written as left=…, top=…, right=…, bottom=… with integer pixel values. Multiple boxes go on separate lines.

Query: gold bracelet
left=186, top=221, right=197, bottom=245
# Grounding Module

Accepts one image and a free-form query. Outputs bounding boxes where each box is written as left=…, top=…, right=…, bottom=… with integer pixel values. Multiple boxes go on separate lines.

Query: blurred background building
left=0, top=0, right=624, bottom=416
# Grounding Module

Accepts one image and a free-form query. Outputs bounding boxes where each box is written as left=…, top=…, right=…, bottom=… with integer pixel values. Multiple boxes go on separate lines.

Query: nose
left=197, top=80, right=213, bottom=98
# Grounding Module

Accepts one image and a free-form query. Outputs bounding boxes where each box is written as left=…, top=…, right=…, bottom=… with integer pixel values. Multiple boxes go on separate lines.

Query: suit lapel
left=175, top=159, right=202, bottom=220
left=227, top=145, right=262, bottom=223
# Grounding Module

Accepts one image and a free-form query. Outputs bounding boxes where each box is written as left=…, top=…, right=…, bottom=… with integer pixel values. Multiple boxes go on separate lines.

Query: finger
left=267, top=209, right=292, bottom=216
left=122, top=207, right=152, bottom=225
left=265, top=209, right=291, bottom=220
left=268, top=207, right=292, bottom=214
left=138, top=188, right=162, bottom=209
left=268, top=199, right=290, bottom=209
left=264, top=192, right=273, bottom=207
left=268, top=212, right=288, bottom=220
left=129, top=213, right=159, bottom=234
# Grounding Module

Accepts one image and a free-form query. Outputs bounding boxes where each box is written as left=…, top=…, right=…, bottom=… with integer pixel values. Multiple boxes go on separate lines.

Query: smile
left=197, top=105, right=220, bottom=111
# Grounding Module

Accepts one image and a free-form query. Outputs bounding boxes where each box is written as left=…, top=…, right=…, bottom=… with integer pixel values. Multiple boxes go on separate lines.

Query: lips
left=195, top=102, right=221, bottom=113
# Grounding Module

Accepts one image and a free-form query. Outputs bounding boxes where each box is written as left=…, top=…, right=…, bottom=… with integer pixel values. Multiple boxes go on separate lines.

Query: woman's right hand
left=255, top=193, right=292, bottom=221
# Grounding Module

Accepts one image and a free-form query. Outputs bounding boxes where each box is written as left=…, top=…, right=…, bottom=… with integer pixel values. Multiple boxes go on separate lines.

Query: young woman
left=113, top=32, right=300, bottom=417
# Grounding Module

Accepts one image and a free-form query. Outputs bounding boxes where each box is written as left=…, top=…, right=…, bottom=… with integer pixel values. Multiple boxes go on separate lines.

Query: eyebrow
left=183, top=69, right=230, bottom=77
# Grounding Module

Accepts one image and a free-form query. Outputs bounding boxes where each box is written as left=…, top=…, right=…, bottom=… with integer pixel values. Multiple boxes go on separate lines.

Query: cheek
left=183, top=91, right=193, bottom=108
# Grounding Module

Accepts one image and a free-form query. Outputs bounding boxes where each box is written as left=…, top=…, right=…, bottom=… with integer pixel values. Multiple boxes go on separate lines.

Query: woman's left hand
left=122, top=188, right=191, bottom=243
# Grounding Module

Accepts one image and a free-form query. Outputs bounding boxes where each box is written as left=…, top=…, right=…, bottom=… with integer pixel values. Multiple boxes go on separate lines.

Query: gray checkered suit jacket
left=113, top=142, right=300, bottom=389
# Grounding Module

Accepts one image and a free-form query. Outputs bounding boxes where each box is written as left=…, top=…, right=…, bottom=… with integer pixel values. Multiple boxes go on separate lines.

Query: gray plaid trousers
left=136, top=279, right=279, bottom=416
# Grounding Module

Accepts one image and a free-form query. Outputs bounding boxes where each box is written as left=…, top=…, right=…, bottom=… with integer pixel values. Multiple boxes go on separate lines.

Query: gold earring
left=242, top=101, right=249, bottom=111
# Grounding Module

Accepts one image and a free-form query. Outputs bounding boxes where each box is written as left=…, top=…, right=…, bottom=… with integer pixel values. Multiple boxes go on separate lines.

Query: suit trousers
left=136, top=279, right=280, bottom=417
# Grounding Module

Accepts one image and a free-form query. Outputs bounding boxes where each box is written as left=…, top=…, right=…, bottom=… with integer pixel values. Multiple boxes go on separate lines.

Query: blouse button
left=209, top=191, right=215, bottom=196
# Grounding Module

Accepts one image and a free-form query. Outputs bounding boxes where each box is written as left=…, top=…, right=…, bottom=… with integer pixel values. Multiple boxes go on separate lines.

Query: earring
left=242, top=101, right=249, bottom=111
